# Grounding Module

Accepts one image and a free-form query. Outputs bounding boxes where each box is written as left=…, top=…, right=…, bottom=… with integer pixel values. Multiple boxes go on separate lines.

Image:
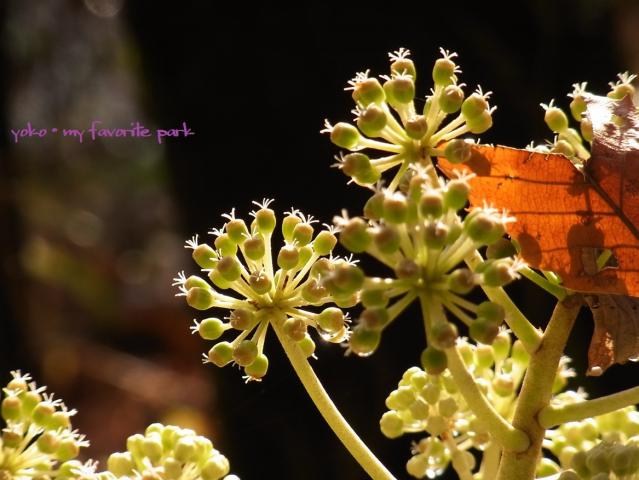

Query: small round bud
left=552, top=139, right=576, bottom=157
left=254, top=207, right=276, bottom=235
left=283, top=317, right=308, bottom=342
left=301, top=278, right=327, bottom=303
left=464, top=211, right=506, bottom=245
left=244, top=235, right=265, bottom=261
left=357, top=104, right=387, bottom=137
left=297, top=334, right=316, bottom=358
left=361, top=288, right=389, bottom=308
left=317, top=308, right=345, bottom=334
left=581, top=118, right=594, bottom=142
left=359, top=307, right=389, bottom=331
left=421, top=346, right=447, bottom=375
left=229, top=308, right=255, bottom=330
left=447, top=268, right=477, bottom=294
left=363, top=192, right=385, bottom=220
left=328, top=263, right=365, bottom=295
left=249, top=270, right=272, bottom=295
left=405, top=115, right=428, bottom=140
left=142, top=435, right=163, bottom=462
left=410, top=397, right=430, bottom=420
left=443, top=179, right=471, bottom=212
left=469, top=318, right=500, bottom=344
left=609, top=83, right=635, bottom=100
left=482, top=259, right=518, bottom=287
left=424, top=221, right=449, bottom=250
left=277, top=244, right=299, bottom=270
left=558, top=471, right=581, bottom=480
left=461, top=93, right=489, bottom=119
left=2, top=429, right=21, bottom=448
left=32, top=401, right=55, bottom=427
left=330, top=122, right=361, bottom=150
left=476, top=301, right=505, bottom=325
left=56, top=438, right=80, bottom=461
left=426, top=415, right=448, bottom=436
left=214, top=234, right=237, bottom=257
left=438, top=397, right=458, bottom=418
left=466, top=110, right=493, bottom=134
left=430, top=322, right=458, bottom=350
left=390, top=386, right=417, bottom=410
left=339, top=217, right=371, bottom=253
left=37, top=430, right=60, bottom=454
left=341, top=152, right=381, bottom=185
left=406, top=454, right=430, bottom=478
left=373, top=224, right=401, bottom=255
left=420, top=191, right=444, bottom=218
left=382, top=193, right=408, bottom=224
left=349, top=326, right=381, bottom=357
left=486, top=238, right=517, bottom=259
left=511, top=339, right=530, bottom=367
left=536, top=458, right=561, bottom=478
left=391, top=57, right=416, bottom=79
left=351, top=77, right=385, bottom=106
left=380, top=411, right=404, bottom=439
left=198, top=318, right=226, bottom=340
left=187, top=287, right=216, bottom=311
left=313, top=230, right=337, bottom=256
left=216, top=256, right=242, bottom=282
left=232, top=340, right=258, bottom=367
left=281, top=215, right=301, bottom=242
left=293, top=223, right=314, bottom=247
left=383, top=77, right=415, bottom=106
left=492, top=373, right=515, bottom=396
left=444, top=139, right=472, bottom=164
left=544, top=106, right=569, bottom=133
left=245, top=354, right=269, bottom=379
left=439, top=85, right=464, bottom=113
left=208, top=342, right=234, bottom=367
left=310, top=257, right=333, bottom=278
left=421, top=383, right=441, bottom=405
left=395, top=258, right=420, bottom=280
left=225, top=219, right=248, bottom=244
left=492, top=330, right=511, bottom=362
left=174, top=436, right=197, bottom=463
left=297, top=245, right=313, bottom=269
left=2, top=396, right=21, bottom=421
left=208, top=269, right=230, bottom=290
left=570, top=95, right=587, bottom=121
left=586, top=447, right=611, bottom=475
left=108, top=452, right=134, bottom=476
left=433, top=57, right=456, bottom=86
left=184, top=275, right=210, bottom=291
left=192, top=244, right=217, bottom=269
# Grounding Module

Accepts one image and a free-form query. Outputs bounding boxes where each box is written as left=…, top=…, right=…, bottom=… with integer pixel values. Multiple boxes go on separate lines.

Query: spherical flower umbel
left=0, top=371, right=88, bottom=480
left=175, top=201, right=361, bottom=381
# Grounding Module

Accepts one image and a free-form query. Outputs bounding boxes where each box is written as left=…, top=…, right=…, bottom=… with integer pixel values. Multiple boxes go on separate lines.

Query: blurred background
left=1, top=1, right=639, bottom=478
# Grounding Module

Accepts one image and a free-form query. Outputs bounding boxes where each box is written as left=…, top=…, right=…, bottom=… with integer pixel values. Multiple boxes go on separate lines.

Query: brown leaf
left=437, top=94, right=639, bottom=296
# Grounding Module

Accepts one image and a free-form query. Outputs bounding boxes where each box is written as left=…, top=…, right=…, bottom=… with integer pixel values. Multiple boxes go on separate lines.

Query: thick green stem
left=539, top=385, right=639, bottom=428
left=270, top=312, right=396, bottom=480
left=496, top=296, right=581, bottom=480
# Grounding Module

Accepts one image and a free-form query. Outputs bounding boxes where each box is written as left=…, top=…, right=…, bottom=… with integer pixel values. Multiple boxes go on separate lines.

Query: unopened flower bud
left=447, top=268, right=477, bottom=294
left=477, top=301, right=505, bottom=325
left=198, top=318, right=226, bottom=340
left=249, top=270, right=272, bottom=295
left=359, top=307, right=389, bottom=331
left=216, top=256, right=242, bottom=282
left=254, top=207, right=276, bottom=235
left=283, top=317, right=308, bottom=342
left=444, top=139, right=472, bottom=165
left=349, top=326, right=381, bottom=357
left=433, top=57, right=456, bottom=86
left=544, top=106, right=569, bottom=133
left=330, top=122, right=361, bottom=150
left=405, top=115, right=428, bottom=140
left=430, top=322, right=458, bottom=350
left=395, top=258, right=420, bottom=280
left=193, top=244, right=217, bottom=269
left=244, top=235, right=265, bottom=261
left=351, top=77, right=385, bottom=106
left=439, top=85, right=465, bottom=113
left=297, top=334, right=316, bottom=358
left=339, top=217, right=371, bottom=253
left=313, top=230, right=337, bottom=255
left=383, top=193, right=408, bottom=224
left=232, top=340, right=258, bottom=367
left=469, top=318, right=500, bottom=344
left=421, top=346, right=447, bottom=375
left=380, top=411, right=404, bottom=439
left=245, top=354, right=269, bottom=380
left=208, top=342, right=233, bottom=367
left=383, top=77, right=415, bottom=106
left=357, top=104, right=387, bottom=137
left=214, top=234, right=237, bottom=257
left=277, top=244, right=299, bottom=270
left=486, top=238, right=517, bottom=259
left=374, top=224, right=401, bottom=254
left=364, top=192, right=385, bottom=220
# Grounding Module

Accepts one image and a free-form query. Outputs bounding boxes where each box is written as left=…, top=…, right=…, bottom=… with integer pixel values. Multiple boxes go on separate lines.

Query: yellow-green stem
left=496, top=295, right=581, bottom=480
left=270, top=312, right=396, bottom=480
left=539, top=384, right=639, bottom=428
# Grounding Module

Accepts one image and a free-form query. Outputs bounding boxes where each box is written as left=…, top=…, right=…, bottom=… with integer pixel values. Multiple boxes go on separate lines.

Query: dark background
left=1, top=1, right=639, bottom=478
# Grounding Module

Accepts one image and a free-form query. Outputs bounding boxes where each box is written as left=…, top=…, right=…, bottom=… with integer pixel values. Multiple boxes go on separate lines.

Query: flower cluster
left=102, top=423, right=237, bottom=480
left=175, top=201, right=363, bottom=380
left=544, top=393, right=639, bottom=479
left=0, top=371, right=88, bottom=480
left=379, top=334, right=576, bottom=479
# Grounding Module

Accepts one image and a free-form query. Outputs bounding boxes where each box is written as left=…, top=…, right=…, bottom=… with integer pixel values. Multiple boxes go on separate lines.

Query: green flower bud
left=430, top=322, right=458, bottom=350
left=373, top=224, right=401, bottom=254
left=32, top=401, right=55, bottom=427
left=406, top=454, right=430, bottom=478
left=351, top=77, right=385, bottom=106
left=328, top=263, right=365, bottom=295
left=444, top=139, right=472, bottom=164
left=391, top=57, right=416, bottom=79
left=229, top=308, right=255, bottom=331
left=474, top=344, right=495, bottom=370
left=383, top=193, right=408, bottom=224
left=198, top=318, right=226, bottom=340
left=310, top=257, right=333, bottom=278
left=443, top=181, right=470, bottom=214
left=464, top=211, right=506, bottom=245
left=552, top=139, right=576, bottom=157
left=433, top=57, right=456, bottom=86
left=608, top=83, right=635, bottom=100
left=581, top=118, right=593, bottom=142
left=216, top=256, right=242, bottom=282
left=313, top=230, right=337, bottom=256
left=142, top=435, right=163, bottom=462
left=201, top=456, right=230, bottom=480
left=58, top=460, right=84, bottom=479
left=380, top=411, right=404, bottom=439
left=281, top=214, right=301, bottom=242
left=420, top=191, right=444, bottom=218
left=317, top=307, right=345, bottom=334
left=544, top=106, right=569, bottom=133
left=439, top=85, right=465, bottom=113
left=405, top=115, right=428, bottom=140
left=458, top=341, right=474, bottom=366
left=359, top=307, right=389, bottom=331
left=447, top=268, right=477, bottom=294
left=2, top=396, right=21, bottom=421
left=184, top=275, right=209, bottom=291
left=394, top=258, right=420, bottom=280
left=164, top=457, right=182, bottom=479
left=37, top=430, right=60, bottom=454
left=421, top=383, right=441, bottom=405
left=244, top=235, right=265, bottom=261
left=233, top=340, right=258, bottom=367
left=492, top=330, right=511, bottom=362
left=426, top=415, right=448, bottom=436
left=245, top=354, right=269, bottom=380
left=301, top=278, right=327, bottom=303
left=297, top=334, right=316, bottom=358
left=383, top=77, right=415, bottom=106
left=20, top=390, right=42, bottom=416
left=330, top=122, right=361, bottom=150
left=466, top=110, right=493, bottom=134
left=477, top=301, right=505, bottom=325
left=214, top=234, right=237, bottom=257
left=225, top=219, right=248, bottom=244
left=469, top=318, right=500, bottom=345
left=249, top=270, right=272, bottom=295
left=254, top=207, right=276, bottom=235
left=339, top=217, right=371, bottom=253
left=2, top=429, right=21, bottom=448
left=175, top=436, right=197, bottom=463
left=492, top=373, right=515, bottom=396
left=277, top=245, right=299, bottom=270
left=56, top=438, right=80, bottom=461
left=424, top=221, right=449, bottom=250
left=536, top=458, right=561, bottom=478
left=208, top=342, right=234, bottom=367
left=410, top=397, right=430, bottom=420
left=364, top=192, right=385, bottom=220
left=438, top=397, right=458, bottom=418
left=461, top=93, right=489, bottom=119
left=349, top=326, right=381, bottom=357
left=208, top=269, right=231, bottom=290
left=193, top=244, right=217, bottom=269
left=357, top=104, right=387, bottom=137
left=361, top=288, right=389, bottom=308
left=284, top=317, right=308, bottom=342
left=341, top=152, right=380, bottom=185
left=187, top=287, right=216, bottom=310
left=486, top=238, right=517, bottom=259
left=482, top=259, right=518, bottom=287
left=586, top=447, right=611, bottom=474
left=511, top=340, right=530, bottom=367
left=108, top=452, right=134, bottom=476
left=293, top=223, right=314, bottom=246
left=421, top=346, right=447, bottom=375
left=409, top=370, right=428, bottom=390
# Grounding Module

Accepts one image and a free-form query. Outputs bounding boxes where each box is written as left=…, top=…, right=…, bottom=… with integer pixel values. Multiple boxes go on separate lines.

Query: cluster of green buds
left=334, top=168, right=523, bottom=362
left=378, top=334, right=576, bottom=479
left=100, top=423, right=238, bottom=480
left=323, top=47, right=495, bottom=192
left=544, top=393, right=639, bottom=479
left=175, top=201, right=364, bottom=380
left=536, top=71, right=636, bottom=164
left=0, top=371, right=88, bottom=480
